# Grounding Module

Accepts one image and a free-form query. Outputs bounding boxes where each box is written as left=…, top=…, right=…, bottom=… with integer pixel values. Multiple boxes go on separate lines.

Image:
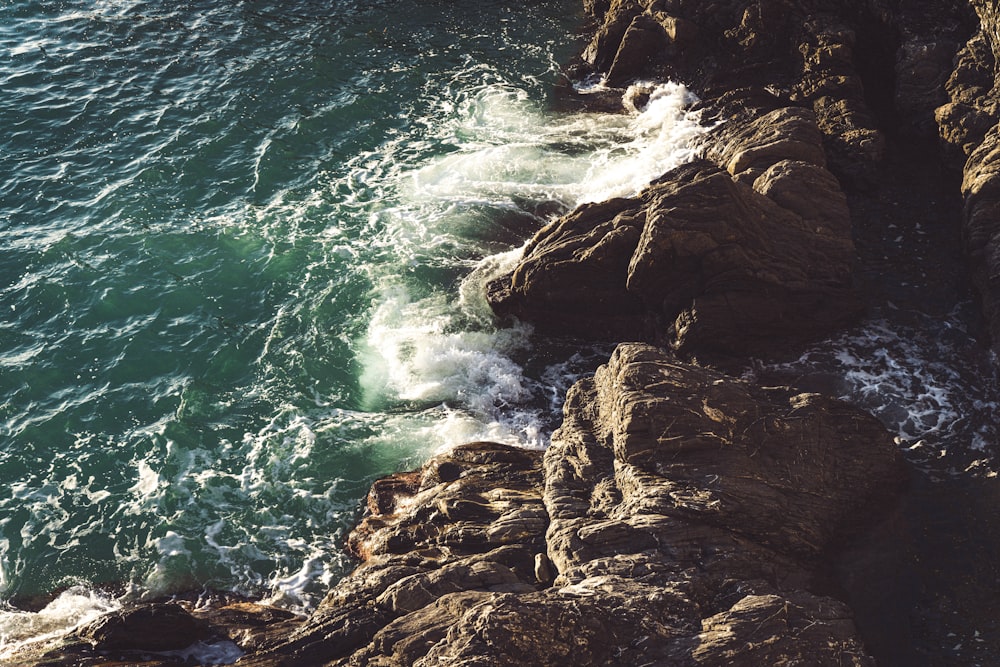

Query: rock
left=37, top=342, right=904, bottom=666
left=581, top=0, right=644, bottom=72
left=190, top=602, right=301, bottom=653
left=547, top=344, right=903, bottom=573
left=961, top=124, right=1000, bottom=348
left=710, top=105, right=828, bottom=176
left=606, top=14, right=669, bottom=86
left=235, top=344, right=900, bottom=665
left=236, top=442, right=549, bottom=666
left=937, top=30, right=998, bottom=160
left=488, top=149, right=860, bottom=357
left=75, top=602, right=211, bottom=652
left=486, top=195, right=647, bottom=341
left=938, top=1, right=1000, bottom=351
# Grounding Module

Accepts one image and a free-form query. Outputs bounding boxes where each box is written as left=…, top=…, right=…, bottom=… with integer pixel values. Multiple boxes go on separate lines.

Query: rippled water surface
left=0, top=0, right=713, bottom=647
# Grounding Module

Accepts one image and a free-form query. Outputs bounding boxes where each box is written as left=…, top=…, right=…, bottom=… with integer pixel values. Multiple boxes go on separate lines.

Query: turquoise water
left=0, top=0, right=580, bottom=607
left=0, top=0, right=710, bottom=639
left=4, top=0, right=999, bottom=660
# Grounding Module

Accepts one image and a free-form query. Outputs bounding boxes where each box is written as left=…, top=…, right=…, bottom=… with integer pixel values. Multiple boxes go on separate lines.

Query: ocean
left=0, top=0, right=711, bottom=653
left=5, top=0, right=1000, bottom=660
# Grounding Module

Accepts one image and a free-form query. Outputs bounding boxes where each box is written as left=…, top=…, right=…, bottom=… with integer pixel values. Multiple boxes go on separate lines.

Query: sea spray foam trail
left=356, top=80, right=707, bottom=449
left=0, top=587, right=118, bottom=662
left=757, top=306, right=1000, bottom=479
left=0, top=0, right=708, bottom=651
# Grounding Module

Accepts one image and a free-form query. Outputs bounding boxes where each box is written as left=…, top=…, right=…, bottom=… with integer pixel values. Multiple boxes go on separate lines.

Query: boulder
left=488, top=144, right=860, bottom=357
left=75, top=603, right=212, bottom=653
left=235, top=345, right=900, bottom=665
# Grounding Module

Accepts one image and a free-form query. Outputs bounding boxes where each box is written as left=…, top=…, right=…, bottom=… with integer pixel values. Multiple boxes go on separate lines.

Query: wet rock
left=233, top=345, right=900, bottom=665
left=40, top=345, right=903, bottom=666
left=191, top=602, right=301, bottom=653
left=488, top=147, right=860, bottom=357
left=32, top=596, right=303, bottom=666
left=76, top=602, right=211, bottom=652
left=235, top=442, right=548, bottom=666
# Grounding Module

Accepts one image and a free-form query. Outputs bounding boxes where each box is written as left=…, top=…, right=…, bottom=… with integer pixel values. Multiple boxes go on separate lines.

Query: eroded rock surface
left=938, top=0, right=1000, bottom=352
left=488, top=116, right=860, bottom=356
left=497, top=0, right=992, bottom=357
left=230, top=345, right=899, bottom=665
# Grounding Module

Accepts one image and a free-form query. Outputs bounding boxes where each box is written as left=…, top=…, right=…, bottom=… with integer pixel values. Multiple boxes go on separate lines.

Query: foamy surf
left=757, top=309, right=1000, bottom=479
left=0, top=3, right=709, bottom=653
left=357, top=81, right=706, bottom=455
left=0, top=588, right=118, bottom=663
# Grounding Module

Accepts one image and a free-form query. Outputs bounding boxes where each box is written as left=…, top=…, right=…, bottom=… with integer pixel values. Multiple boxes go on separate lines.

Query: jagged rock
left=237, top=344, right=898, bottom=665
left=191, top=602, right=301, bottom=653
left=938, top=0, right=1000, bottom=351
left=961, top=124, right=1000, bottom=348
left=488, top=143, right=860, bottom=356
left=709, top=105, right=828, bottom=177
left=36, top=345, right=903, bottom=666
left=546, top=343, right=903, bottom=574
left=606, top=14, right=669, bottom=86
left=236, top=442, right=548, bottom=666
left=75, top=603, right=211, bottom=652
left=582, top=0, right=644, bottom=72
left=33, top=597, right=303, bottom=666
left=937, top=31, right=998, bottom=160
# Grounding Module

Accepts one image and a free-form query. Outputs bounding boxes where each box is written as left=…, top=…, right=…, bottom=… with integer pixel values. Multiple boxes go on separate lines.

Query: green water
left=6, top=2, right=998, bottom=661
left=0, top=4, right=719, bottom=650
left=0, top=0, right=591, bottom=610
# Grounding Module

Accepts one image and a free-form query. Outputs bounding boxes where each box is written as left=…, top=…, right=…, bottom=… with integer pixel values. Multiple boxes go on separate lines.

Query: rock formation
left=34, top=347, right=892, bottom=666
left=32, top=346, right=902, bottom=665
left=488, top=127, right=861, bottom=356
left=25, top=0, right=1000, bottom=664
left=492, top=0, right=984, bottom=358
left=940, top=0, right=1000, bottom=352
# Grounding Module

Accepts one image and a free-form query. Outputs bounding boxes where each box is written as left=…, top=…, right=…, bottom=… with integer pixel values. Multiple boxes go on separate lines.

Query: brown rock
left=606, top=14, right=669, bottom=86
left=710, top=106, right=828, bottom=176
left=75, top=603, right=211, bottom=652
left=489, top=150, right=860, bottom=357
left=547, top=343, right=903, bottom=573
left=236, top=345, right=899, bottom=665
left=941, top=1, right=1000, bottom=352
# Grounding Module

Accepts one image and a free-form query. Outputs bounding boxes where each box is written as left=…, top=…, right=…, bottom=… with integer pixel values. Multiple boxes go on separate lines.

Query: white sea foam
left=404, top=80, right=705, bottom=209
left=760, top=312, right=1000, bottom=478
left=0, top=77, right=709, bottom=652
left=0, top=587, right=119, bottom=662
left=157, top=639, right=244, bottom=665
left=357, top=81, right=706, bottom=453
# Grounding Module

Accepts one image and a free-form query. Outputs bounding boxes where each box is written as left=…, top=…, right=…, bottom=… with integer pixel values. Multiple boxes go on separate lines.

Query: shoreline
left=20, top=0, right=1000, bottom=664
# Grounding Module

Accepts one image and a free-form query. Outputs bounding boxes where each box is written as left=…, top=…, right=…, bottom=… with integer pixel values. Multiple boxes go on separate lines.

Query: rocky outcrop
left=29, top=598, right=301, bottom=666
left=37, top=347, right=900, bottom=665
left=937, top=0, right=1000, bottom=351
left=488, top=111, right=860, bottom=357
left=496, top=0, right=992, bottom=356
left=76, top=345, right=889, bottom=666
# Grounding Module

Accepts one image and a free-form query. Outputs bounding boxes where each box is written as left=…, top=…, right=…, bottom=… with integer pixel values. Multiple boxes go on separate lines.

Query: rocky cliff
left=28, top=0, right=1000, bottom=665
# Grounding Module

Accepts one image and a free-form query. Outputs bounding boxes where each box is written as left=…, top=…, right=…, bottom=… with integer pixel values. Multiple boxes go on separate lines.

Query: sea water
left=0, top=0, right=709, bottom=653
